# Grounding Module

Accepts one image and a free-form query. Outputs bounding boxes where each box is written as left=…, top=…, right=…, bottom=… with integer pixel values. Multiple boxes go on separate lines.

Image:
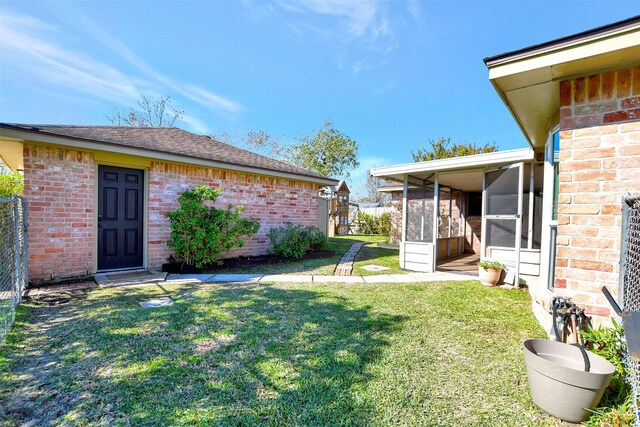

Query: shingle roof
left=1, top=124, right=336, bottom=183
left=484, top=15, right=640, bottom=65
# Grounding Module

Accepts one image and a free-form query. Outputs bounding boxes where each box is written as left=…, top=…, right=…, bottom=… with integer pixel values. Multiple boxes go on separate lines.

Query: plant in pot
left=477, top=259, right=505, bottom=287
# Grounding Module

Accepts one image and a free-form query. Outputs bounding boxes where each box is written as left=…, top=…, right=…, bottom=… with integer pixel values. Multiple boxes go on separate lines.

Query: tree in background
left=355, top=170, right=391, bottom=205
left=412, top=137, right=497, bottom=162
left=107, top=95, right=184, bottom=127
left=286, top=120, right=359, bottom=178
left=0, top=172, right=23, bottom=197
left=213, top=121, right=358, bottom=179
left=212, top=130, right=283, bottom=159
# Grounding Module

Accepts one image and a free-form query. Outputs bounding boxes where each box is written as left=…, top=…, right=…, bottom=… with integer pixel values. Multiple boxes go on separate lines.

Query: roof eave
left=0, top=126, right=338, bottom=186
left=484, top=15, right=640, bottom=67
left=370, top=148, right=534, bottom=181
left=485, top=18, right=640, bottom=149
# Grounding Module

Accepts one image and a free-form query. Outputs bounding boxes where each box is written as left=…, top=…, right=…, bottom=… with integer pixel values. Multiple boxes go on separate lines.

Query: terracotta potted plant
left=477, top=259, right=505, bottom=287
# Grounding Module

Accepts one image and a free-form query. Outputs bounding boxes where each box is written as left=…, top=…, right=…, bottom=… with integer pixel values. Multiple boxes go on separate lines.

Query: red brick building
left=373, top=17, right=640, bottom=330
left=0, top=125, right=336, bottom=280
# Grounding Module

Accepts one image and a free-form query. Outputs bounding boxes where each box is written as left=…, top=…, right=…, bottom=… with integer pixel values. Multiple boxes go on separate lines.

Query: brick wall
left=556, top=66, right=640, bottom=319
left=147, top=161, right=320, bottom=269
left=23, top=145, right=321, bottom=279
left=23, top=144, right=95, bottom=280
left=464, top=216, right=481, bottom=254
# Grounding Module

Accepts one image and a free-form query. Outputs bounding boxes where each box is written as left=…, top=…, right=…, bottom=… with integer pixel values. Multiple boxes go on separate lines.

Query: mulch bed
left=162, top=249, right=335, bottom=274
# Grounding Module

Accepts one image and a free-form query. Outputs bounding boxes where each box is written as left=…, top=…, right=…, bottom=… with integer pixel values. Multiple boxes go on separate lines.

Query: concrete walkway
left=161, top=271, right=477, bottom=285
left=26, top=271, right=479, bottom=294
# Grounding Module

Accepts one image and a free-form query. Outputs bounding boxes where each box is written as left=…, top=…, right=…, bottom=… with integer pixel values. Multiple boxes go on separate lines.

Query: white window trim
left=540, top=126, right=560, bottom=294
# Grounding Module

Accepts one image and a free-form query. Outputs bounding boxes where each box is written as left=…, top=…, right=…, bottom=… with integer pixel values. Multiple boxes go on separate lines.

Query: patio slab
left=210, top=274, right=263, bottom=283
left=165, top=274, right=215, bottom=283
left=360, top=265, right=391, bottom=272
left=313, top=275, right=365, bottom=283
left=260, top=275, right=313, bottom=283
left=388, top=274, right=418, bottom=283
left=95, top=271, right=167, bottom=288
left=362, top=275, right=399, bottom=283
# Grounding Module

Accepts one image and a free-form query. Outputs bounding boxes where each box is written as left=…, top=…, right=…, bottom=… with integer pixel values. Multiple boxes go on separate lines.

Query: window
left=552, top=132, right=560, bottom=221
left=340, top=215, right=348, bottom=225
left=548, top=130, right=560, bottom=291
left=467, top=192, right=482, bottom=216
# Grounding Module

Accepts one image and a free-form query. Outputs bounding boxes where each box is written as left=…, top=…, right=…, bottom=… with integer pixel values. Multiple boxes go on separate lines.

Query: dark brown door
left=98, top=165, right=144, bottom=270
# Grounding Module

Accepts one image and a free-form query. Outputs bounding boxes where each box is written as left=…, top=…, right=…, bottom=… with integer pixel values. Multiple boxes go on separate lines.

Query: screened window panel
left=451, top=191, right=463, bottom=237
left=485, top=218, right=517, bottom=249
left=406, top=188, right=434, bottom=242
left=438, top=216, right=449, bottom=238
left=521, top=192, right=530, bottom=248
left=451, top=218, right=460, bottom=237
left=485, top=168, right=520, bottom=215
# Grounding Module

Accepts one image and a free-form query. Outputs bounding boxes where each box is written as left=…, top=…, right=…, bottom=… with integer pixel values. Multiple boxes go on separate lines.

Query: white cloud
left=0, top=9, right=243, bottom=129
left=66, top=12, right=243, bottom=118
left=249, top=0, right=422, bottom=75
left=271, top=0, right=387, bottom=44
left=0, top=11, right=140, bottom=104
left=180, top=114, right=211, bottom=134
left=347, top=155, right=394, bottom=198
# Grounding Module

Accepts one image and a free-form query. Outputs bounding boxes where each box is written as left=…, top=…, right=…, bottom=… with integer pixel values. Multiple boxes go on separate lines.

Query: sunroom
left=371, top=147, right=551, bottom=286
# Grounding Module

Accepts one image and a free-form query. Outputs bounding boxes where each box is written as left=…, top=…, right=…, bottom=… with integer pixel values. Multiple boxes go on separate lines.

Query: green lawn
left=214, top=235, right=391, bottom=275
left=0, top=280, right=560, bottom=426
left=353, top=244, right=403, bottom=275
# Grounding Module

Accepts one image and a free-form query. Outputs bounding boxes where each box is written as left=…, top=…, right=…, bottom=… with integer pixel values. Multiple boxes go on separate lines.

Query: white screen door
left=481, top=162, right=524, bottom=286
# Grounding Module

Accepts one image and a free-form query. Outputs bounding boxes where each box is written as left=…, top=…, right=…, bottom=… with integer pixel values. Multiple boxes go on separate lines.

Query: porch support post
left=401, top=174, right=408, bottom=269
left=481, top=169, right=487, bottom=260
left=460, top=192, right=465, bottom=254
left=515, top=163, right=524, bottom=288
left=420, top=187, right=425, bottom=241
left=528, top=160, right=534, bottom=249
left=448, top=189, right=452, bottom=257
left=433, top=174, right=439, bottom=271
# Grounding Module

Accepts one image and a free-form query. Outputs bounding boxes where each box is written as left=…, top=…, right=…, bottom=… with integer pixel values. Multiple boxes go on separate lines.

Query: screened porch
left=372, top=148, right=544, bottom=285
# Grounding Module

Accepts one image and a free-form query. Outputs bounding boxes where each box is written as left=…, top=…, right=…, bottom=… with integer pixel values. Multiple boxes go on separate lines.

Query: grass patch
left=213, top=235, right=390, bottom=275
left=353, top=244, right=402, bottom=275
left=0, top=280, right=563, bottom=426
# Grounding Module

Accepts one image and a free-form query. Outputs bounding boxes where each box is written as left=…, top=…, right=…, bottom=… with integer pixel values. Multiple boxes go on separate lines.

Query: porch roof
left=370, top=148, right=534, bottom=192
left=485, top=16, right=640, bottom=149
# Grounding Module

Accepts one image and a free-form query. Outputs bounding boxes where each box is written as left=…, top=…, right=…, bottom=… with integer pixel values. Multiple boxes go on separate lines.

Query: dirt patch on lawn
left=162, top=249, right=335, bottom=274
left=1, top=294, right=93, bottom=425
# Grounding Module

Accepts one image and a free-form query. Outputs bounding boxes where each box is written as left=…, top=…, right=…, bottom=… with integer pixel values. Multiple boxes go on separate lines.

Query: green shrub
left=376, top=212, right=392, bottom=236
left=267, top=222, right=326, bottom=259
left=477, top=259, right=505, bottom=270
left=0, top=173, right=24, bottom=198
left=357, top=212, right=376, bottom=234
left=165, top=185, right=260, bottom=267
left=306, top=226, right=327, bottom=250
left=580, top=318, right=634, bottom=426
left=357, top=211, right=392, bottom=236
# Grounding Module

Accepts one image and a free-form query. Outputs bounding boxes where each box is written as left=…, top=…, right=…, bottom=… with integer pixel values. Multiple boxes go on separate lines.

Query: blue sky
left=1, top=1, right=638, bottom=194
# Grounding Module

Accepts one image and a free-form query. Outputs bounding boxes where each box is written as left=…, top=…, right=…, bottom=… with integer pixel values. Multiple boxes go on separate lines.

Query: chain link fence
left=0, top=196, right=28, bottom=342
left=620, top=193, right=640, bottom=426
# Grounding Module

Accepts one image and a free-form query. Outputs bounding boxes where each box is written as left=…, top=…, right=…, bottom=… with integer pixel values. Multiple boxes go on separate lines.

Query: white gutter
left=1, top=128, right=337, bottom=186
left=370, top=148, right=534, bottom=178
left=486, top=23, right=640, bottom=74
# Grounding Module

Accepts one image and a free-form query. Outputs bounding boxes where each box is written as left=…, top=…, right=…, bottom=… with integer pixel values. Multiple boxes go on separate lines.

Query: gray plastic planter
left=523, top=339, right=615, bottom=423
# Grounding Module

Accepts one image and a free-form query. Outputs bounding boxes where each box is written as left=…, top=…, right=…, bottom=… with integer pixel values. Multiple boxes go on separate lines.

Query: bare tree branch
left=106, top=95, right=184, bottom=127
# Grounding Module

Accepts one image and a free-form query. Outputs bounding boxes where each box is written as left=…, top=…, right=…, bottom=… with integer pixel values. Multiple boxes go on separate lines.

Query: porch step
left=94, top=270, right=167, bottom=288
